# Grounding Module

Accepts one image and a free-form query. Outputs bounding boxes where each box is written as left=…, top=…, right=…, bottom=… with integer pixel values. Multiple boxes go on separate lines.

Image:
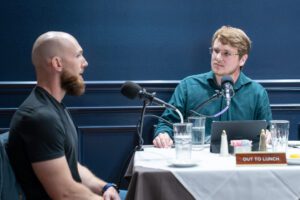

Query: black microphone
left=221, top=76, right=234, bottom=106
left=121, top=81, right=177, bottom=111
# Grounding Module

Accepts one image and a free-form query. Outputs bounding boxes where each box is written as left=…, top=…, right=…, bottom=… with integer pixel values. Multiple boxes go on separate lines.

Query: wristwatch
left=102, top=183, right=119, bottom=194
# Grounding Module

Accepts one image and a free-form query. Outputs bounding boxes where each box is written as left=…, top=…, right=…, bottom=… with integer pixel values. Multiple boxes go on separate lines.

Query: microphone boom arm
left=190, top=89, right=231, bottom=118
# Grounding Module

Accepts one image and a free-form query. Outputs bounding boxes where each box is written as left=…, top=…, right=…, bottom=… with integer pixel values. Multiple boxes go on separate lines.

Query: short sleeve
left=20, top=107, right=65, bottom=163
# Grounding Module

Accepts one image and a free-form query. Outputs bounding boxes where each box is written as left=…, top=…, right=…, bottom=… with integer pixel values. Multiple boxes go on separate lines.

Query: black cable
left=135, top=101, right=148, bottom=151
left=116, top=101, right=148, bottom=188
left=116, top=113, right=174, bottom=188
left=116, top=146, right=137, bottom=189
left=189, top=90, right=222, bottom=117
left=190, top=104, right=229, bottom=118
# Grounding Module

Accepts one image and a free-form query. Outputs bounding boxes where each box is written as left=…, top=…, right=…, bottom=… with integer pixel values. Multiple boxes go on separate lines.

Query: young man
left=153, top=26, right=272, bottom=148
left=7, top=31, right=120, bottom=200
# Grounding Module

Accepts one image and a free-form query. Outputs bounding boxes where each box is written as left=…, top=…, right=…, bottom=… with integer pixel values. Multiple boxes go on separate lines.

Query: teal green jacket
left=154, top=71, right=272, bottom=139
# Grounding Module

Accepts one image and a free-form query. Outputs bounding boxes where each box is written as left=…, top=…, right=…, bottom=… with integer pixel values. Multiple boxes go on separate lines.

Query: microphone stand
left=117, top=100, right=147, bottom=189
left=135, top=100, right=149, bottom=151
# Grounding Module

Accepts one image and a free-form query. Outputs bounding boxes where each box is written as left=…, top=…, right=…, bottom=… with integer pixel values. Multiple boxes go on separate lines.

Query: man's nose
left=215, top=52, right=223, bottom=60
left=82, top=57, right=88, bottom=68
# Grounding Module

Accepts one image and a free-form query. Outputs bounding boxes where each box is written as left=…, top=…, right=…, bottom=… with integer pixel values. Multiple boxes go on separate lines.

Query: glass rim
left=270, top=120, right=289, bottom=124
left=187, top=116, right=206, bottom=120
left=173, top=122, right=192, bottom=126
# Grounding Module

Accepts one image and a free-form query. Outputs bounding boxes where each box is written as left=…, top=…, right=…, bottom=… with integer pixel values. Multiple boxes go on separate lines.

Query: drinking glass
left=188, top=116, right=206, bottom=150
left=270, top=120, right=289, bottom=152
left=173, top=123, right=192, bottom=162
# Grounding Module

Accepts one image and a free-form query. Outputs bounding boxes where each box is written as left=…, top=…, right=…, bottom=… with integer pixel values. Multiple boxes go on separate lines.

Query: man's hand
left=103, top=187, right=120, bottom=200
left=153, top=133, right=173, bottom=148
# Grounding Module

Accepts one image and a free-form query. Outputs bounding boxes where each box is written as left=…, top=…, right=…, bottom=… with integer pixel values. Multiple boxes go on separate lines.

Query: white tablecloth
left=134, top=145, right=300, bottom=200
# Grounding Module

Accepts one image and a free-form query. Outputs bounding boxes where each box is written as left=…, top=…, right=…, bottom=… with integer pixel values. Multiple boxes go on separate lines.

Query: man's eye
left=214, top=49, right=220, bottom=54
left=223, top=52, right=230, bottom=56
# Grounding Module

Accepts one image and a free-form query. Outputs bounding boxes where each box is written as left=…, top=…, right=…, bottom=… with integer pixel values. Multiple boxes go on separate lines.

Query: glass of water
left=188, top=116, right=206, bottom=150
left=270, top=120, right=289, bottom=152
left=173, top=123, right=192, bottom=162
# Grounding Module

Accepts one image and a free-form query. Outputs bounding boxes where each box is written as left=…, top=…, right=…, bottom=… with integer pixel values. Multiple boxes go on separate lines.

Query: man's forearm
left=59, top=181, right=103, bottom=200
left=78, top=163, right=106, bottom=195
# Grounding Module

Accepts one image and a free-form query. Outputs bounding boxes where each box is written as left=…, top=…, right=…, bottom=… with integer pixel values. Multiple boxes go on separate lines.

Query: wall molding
left=78, top=125, right=137, bottom=132
left=1, top=79, right=300, bottom=91
left=1, top=104, right=300, bottom=114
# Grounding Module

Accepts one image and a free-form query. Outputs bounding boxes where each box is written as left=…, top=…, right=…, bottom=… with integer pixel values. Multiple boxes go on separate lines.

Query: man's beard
left=60, top=70, right=85, bottom=96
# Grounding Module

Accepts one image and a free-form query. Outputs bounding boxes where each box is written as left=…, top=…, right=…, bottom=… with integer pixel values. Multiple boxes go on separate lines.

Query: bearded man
left=7, top=31, right=120, bottom=200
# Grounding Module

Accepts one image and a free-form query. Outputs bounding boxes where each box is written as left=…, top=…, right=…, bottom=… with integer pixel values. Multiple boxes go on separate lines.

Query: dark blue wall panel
left=1, top=1, right=300, bottom=81
left=1, top=81, right=300, bottom=189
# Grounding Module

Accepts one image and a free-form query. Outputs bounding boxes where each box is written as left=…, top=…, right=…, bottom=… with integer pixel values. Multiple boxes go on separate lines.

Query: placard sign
left=236, top=152, right=287, bottom=166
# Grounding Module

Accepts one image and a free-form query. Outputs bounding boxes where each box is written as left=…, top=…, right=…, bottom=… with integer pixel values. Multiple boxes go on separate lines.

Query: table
left=125, top=145, right=300, bottom=200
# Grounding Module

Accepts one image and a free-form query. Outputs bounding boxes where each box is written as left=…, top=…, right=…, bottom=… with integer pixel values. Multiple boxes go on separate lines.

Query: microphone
left=221, top=76, right=234, bottom=106
left=121, top=81, right=177, bottom=111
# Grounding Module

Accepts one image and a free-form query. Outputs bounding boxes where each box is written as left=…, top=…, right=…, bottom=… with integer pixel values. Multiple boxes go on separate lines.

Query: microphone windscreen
left=120, top=81, right=142, bottom=99
left=221, top=75, right=233, bottom=86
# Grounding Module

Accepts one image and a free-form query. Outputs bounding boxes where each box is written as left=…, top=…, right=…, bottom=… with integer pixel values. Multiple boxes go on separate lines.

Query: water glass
left=188, top=116, right=206, bottom=150
left=270, top=120, right=289, bottom=152
left=173, top=123, right=192, bottom=162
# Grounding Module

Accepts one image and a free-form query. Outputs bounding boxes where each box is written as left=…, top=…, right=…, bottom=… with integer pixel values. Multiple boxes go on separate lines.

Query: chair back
left=0, top=132, right=25, bottom=200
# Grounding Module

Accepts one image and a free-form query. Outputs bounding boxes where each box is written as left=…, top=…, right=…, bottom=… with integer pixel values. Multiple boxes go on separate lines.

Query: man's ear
left=51, top=56, right=63, bottom=72
left=239, top=54, right=248, bottom=67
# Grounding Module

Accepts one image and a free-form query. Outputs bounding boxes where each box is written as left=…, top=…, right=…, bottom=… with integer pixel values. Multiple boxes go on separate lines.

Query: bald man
left=7, top=32, right=120, bottom=200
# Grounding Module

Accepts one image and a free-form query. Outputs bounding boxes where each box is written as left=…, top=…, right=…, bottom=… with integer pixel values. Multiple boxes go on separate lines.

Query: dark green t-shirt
left=7, top=86, right=81, bottom=200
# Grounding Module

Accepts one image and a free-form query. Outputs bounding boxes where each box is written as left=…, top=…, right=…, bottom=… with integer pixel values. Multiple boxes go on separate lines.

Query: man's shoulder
left=243, top=76, right=265, bottom=89
left=181, top=71, right=212, bottom=84
left=11, top=107, right=59, bottom=133
left=14, top=95, right=60, bottom=126
left=238, top=73, right=264, bottom=88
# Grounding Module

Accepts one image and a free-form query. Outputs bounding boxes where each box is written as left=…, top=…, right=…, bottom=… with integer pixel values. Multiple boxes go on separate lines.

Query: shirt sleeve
left=256, top=88, right=273, bottom=128
left=154, top=80, right=187, bottom=138
left=20, top=107, right=65, bottom=163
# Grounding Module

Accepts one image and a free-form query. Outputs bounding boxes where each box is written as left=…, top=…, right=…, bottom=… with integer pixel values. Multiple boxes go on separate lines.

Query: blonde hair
left=211, top=26, right=251, bottom=58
